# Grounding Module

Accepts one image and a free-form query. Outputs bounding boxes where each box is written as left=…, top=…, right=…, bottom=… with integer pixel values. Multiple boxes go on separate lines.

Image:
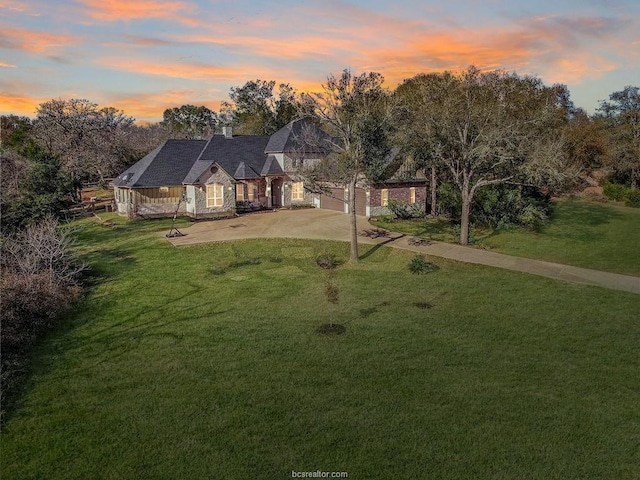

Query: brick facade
left=370, top=183, right=427, bottom=217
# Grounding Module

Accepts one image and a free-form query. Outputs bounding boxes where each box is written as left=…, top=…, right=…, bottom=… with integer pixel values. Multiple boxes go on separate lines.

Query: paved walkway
left=166, top=209, right=640, bottom=295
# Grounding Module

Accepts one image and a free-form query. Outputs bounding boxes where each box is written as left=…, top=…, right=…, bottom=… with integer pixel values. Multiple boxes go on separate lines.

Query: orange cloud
left=0, top=27, right=80, bottom=53
left=99, top=57, right=253, bottom=82
left=104, top=90, right=223, bottom=123
left=0, top=92, right=44, bottom=117
left=76, top=0, right=200, bottom=25
left=178, top=33, right=358, bottom=60
left=0, top=62, right=17, bottom=68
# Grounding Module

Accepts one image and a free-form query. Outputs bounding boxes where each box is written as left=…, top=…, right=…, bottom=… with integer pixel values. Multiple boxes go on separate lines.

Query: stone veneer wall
left=282, top=179, right=315, bottom=207
left=191, top=168, right=236, bottom=218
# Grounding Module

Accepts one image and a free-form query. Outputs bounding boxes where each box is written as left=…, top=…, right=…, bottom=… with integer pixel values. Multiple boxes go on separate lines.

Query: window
left=409, top=187, right=416, bottom=204
left=292, top=182, right=304, bottom=201
left=381, top=189, right=389, bottom=207
left=236, top=183, right=244, bottom=202
left=247, top=184, right=255, bottom=202
left=206, top=183, right=223, bottom=207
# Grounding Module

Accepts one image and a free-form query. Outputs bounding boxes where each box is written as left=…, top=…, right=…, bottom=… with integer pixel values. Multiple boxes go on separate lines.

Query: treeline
left=0, top=70, right=638, bottom=420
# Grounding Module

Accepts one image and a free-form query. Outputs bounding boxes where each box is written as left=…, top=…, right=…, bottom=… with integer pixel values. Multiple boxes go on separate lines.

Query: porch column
left=266, top=177, right=272, bottom=208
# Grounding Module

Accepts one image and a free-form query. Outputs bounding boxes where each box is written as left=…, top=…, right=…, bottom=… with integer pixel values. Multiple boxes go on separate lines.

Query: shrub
left=518, top=204, right=549, bottom=231
left=603, top=183, right=629, bottom=201
left=436, top=182, right=552, bottom=231
left=436, top=183, right=461, bottom=219
left=316, top=253, right=339, bottom=270
left=625, top=189, right=640, bottom=208
left=408, top=255, right=438, bottom=274
left=387, top=200, right=425, bottom=219
left=0, top=217, right=83, bottom=424
left=289, top=203, right=315, bottom=210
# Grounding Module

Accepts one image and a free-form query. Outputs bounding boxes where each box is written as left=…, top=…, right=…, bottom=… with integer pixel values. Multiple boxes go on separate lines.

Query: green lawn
left=2, top=215, right=639, bottom=479
left=372, top=198, right=640, bottom=275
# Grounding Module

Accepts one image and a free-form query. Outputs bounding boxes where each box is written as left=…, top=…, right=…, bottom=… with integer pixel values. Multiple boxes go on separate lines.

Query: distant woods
left=0, top=72, right=638, bottom=239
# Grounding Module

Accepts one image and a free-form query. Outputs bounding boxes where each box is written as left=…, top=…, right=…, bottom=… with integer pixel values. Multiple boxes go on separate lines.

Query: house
left=113, top=120, right=427, bottom=219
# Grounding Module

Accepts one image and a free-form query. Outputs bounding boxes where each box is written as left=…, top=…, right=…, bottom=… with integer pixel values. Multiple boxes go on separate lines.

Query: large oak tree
left=32, top=99, right=135, bottom=183
left=397, top=67, right=570, bottom=245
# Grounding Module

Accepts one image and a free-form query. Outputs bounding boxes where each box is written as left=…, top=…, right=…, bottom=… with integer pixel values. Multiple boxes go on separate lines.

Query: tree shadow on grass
left=540, top=200, right=626, bottom=242
left=551, top=199, right=623, bottom=227
left=359, top=235, right=404, bottom=261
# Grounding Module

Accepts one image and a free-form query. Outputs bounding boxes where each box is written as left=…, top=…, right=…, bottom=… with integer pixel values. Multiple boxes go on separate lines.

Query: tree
left=161, top=104, right=217, bottom=139
left=301, top=70, right=393, bottom=262
left=597, top=86, right=640, bottom=189
left=563, top=108, right=609, bottom=172
left=32, top=99, right=135, bottom=182
left=1, top=115, right=33, bottom=153
left=1, top=148, right=79, bottom=234
left=397, top=67, right=570, bottom=245
left=394, top=77, right=449, bottom=216
left=222, top=80, right=301, bottom=135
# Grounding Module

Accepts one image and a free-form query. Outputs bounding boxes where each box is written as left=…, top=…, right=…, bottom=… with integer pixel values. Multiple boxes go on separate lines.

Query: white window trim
left=206, top=183, right=224, bottom=208
left=292, top=182, right=304, bottom=201
left=409, top=187, right=416, bottom=204
left=381, top=189, right=389, bottom=207
left=236, top=183, right=244, bottom=202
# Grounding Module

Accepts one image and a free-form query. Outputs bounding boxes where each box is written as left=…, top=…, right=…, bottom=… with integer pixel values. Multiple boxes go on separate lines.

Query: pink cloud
left=0, top=27, right=80, bottom=53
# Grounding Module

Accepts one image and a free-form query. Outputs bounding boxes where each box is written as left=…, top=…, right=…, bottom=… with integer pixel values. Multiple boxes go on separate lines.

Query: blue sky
left=1, top=0, right=638, bottom=122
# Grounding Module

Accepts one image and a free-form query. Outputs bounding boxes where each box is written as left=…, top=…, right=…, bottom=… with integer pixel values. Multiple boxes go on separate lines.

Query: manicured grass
left=2, top=214, right=639, bottom=479
left=481, top=198, right=640, bottom=275
left=372, top=198, right=640, bottom=275
left=372, top=216, right=493, bottom=244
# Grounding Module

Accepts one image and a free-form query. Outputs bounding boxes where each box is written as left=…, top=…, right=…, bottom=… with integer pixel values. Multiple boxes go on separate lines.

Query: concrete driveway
left=166, top=208, right=379, bottom=245
left=165, top=209, right=640, bottom=294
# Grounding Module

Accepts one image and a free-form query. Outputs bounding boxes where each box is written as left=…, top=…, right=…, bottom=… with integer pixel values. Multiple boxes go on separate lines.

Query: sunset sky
left=1, top=0, right=638, bottom=123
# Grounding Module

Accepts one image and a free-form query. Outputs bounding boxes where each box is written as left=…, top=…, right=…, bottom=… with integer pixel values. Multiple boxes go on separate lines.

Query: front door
left=271, top=178, right=283, bottom=207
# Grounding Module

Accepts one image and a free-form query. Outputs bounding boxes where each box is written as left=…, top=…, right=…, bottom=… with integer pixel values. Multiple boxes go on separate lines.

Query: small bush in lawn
left=624, top=189, right=640, bottom=208
left=316, top=253, right=338, bottom=270
left=603, top=183, right=629, bottom=201
left=408, top=255, right=438, bottom=274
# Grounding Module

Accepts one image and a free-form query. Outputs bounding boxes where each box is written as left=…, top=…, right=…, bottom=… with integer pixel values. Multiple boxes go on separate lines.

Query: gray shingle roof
left=183, top=134, right=271, bottom=183
left=114, top=122, right=415, bottom=190
left=261, top=155, right=284, bottom=176
left=113, top=140, right=207, bottom=187
left=265, top=119, right=329, bottom=154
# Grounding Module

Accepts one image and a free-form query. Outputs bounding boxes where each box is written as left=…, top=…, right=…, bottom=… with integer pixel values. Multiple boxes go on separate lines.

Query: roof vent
left=222, top=126, right=233, bottom=139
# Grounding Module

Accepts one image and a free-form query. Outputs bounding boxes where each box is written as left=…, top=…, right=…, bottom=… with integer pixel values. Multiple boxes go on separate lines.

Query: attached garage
left=320, top=188, right=346, bottom=213
left=319, top=187, right=368, bottom=216
left=355, top=187, right=367, bottom=216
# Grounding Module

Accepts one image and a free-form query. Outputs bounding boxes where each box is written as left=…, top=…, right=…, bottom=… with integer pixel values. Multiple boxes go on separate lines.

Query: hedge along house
left=113, top=120, right=428, bottom=219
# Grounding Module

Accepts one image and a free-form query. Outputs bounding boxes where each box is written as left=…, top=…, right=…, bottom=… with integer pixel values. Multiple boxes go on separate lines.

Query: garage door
left=320, top=188, right=345, bottom=212
left=355, top=188, right=367, bottom=216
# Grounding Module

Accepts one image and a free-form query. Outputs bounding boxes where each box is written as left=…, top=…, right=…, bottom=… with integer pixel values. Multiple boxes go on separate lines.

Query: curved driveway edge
left=166, top=209, right=640, bottom=295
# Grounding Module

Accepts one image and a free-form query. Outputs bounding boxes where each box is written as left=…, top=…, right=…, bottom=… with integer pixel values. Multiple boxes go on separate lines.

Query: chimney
left=222, top=126, right=233, bottom=139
